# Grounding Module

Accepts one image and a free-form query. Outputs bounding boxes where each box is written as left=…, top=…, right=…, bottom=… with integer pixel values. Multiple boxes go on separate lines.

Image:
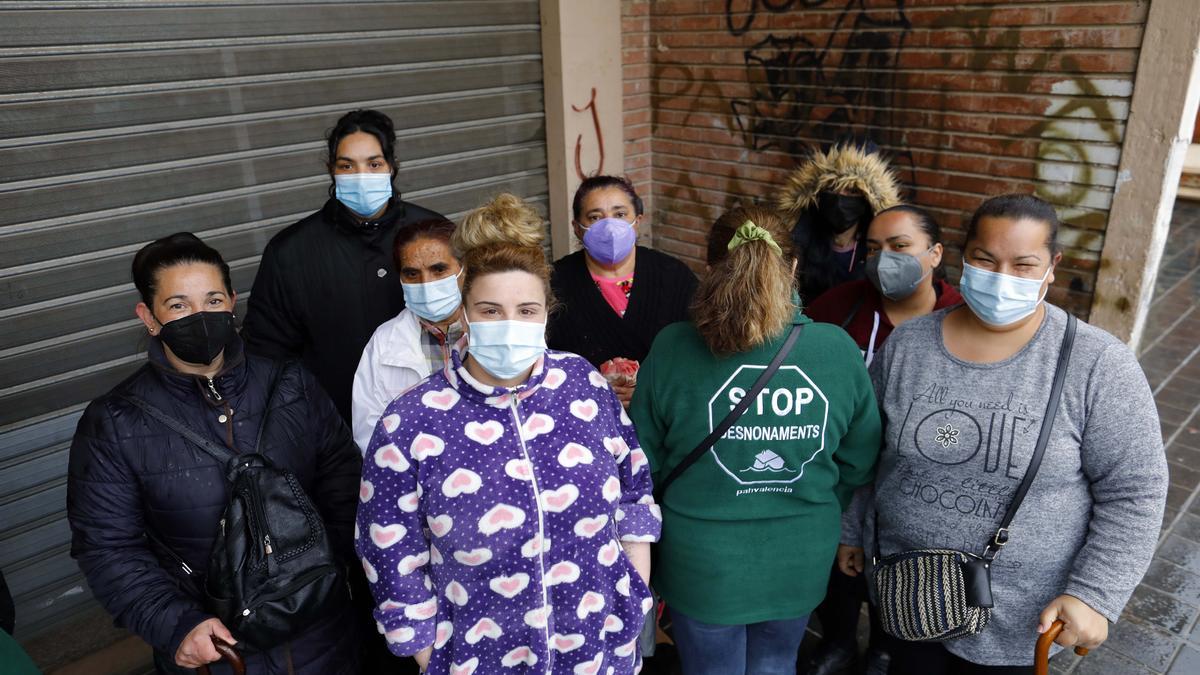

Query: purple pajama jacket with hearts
left=355, top=348, right=661, bottom=675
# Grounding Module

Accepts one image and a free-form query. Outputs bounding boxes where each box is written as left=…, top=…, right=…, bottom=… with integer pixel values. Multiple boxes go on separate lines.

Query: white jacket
left=351, top=309, right=432, bottom=454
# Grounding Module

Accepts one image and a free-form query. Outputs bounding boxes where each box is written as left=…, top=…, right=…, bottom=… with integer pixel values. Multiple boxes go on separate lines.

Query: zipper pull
left=264, top=534, right=273, bottom=555
left=206, top=377, right=223, bottom=402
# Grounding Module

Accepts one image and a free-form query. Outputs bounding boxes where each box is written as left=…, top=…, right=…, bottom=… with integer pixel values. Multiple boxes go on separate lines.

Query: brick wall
left=623, top=0, right=654, bottom=231
left=622, top=0, right=1150, bottom=317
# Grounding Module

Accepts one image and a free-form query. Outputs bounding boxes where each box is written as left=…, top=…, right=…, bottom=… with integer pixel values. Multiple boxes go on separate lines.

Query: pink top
left=591, top=272, right=634, bottom=316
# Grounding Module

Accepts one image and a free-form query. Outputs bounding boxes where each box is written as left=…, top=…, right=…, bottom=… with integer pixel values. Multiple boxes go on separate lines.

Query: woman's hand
left=836, top=544, right=865, bottom=577
left=174, top=617, right=236, bottom=668
left=414, top=646, right=433, bottom=671
left=1037, top=595, right=1109, bottom=650
left=611, top=382, right=635, bottom=409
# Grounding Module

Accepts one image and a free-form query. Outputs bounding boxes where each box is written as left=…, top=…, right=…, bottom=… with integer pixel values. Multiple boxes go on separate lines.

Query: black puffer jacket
left=67, top=337, right=362, bottom=674
left=241, top=197, right=445, bottom=422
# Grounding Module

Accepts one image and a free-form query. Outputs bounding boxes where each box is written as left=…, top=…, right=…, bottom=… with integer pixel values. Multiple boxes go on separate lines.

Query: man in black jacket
left=241, top=110, right=445, bottom=422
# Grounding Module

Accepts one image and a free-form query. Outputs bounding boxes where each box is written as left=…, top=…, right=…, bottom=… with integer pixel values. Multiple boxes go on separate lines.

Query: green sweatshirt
left=630, top=312, right=881, bottom=624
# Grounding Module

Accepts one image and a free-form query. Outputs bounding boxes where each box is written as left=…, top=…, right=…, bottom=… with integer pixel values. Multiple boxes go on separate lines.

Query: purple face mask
left=582, top=217, right=637, bottom=266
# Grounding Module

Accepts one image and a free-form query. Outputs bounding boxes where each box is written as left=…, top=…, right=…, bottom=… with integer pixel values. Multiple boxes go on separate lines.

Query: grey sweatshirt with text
left=844, top=305, right=1167, bottom=665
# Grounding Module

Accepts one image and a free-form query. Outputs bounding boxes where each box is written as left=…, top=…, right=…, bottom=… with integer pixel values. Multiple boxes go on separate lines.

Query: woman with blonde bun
left=452, top=191, right=547, bottom=252
left=356, top=195, right=660, bottom=674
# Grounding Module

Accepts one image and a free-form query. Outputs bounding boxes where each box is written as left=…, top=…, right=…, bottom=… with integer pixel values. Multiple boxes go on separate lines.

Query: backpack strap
left=125, top=360, right=294, bottom=462
left=121, top=394, right=237, bottom=465
left=654, top=324, right=803, bottom=501
left=252, top=360, right=292, bottom=455
left=981, top=312, right=1077, bottom=560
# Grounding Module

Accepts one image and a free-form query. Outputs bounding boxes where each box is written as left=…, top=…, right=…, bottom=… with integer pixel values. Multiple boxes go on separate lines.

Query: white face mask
left=959, top=262, right=1051, bottom=326
left=402, top=270, right=462, bottom=322
left=466, top=318, right=547, bottom=380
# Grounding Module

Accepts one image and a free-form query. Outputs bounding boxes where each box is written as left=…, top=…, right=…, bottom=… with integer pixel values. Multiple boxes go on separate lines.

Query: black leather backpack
left=124, top=362, right=346, bottom=651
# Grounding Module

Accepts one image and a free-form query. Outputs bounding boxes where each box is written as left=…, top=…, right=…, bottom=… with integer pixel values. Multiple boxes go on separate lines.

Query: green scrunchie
left=727, top=220, right=782, bottom=255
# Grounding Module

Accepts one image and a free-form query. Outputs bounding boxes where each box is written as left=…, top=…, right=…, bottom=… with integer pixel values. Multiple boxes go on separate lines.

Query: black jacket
left=548, top=247, right=697, bottom=366
left=67, top=337, right=362, bottom=673
left=790, top=206, right=869, bottom=303
left=241, top=197, right=445, bottom=421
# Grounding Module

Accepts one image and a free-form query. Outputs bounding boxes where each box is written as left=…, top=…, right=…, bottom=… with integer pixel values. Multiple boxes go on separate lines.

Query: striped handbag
left=870, top=314, right=1076, bottom=642
left=872, top=548, right=992, bottom=641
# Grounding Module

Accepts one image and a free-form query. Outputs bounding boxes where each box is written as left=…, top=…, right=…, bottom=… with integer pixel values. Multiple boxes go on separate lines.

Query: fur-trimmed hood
left=776, top=143, right=903, bottom=217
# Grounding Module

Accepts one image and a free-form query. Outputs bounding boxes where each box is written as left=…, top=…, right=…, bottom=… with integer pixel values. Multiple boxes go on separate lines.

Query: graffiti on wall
left=725, top=0, right=840, bottom=37
left=727, top=1, right=909, bottom=150
left=571, top=87, right=606, bottom=181
left=1029, top=72, right=1123, bottom=232
left=656, top=2, right=1125, bottom=220
left=651, top=0, right=920, bottom=230
left=932, top=7, right=1123, bottom=234
left=726, top=0, right=917, bottom=186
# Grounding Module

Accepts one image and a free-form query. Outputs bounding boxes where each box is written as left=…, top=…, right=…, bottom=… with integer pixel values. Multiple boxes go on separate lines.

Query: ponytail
left=692, top=205, right=797, bottom=355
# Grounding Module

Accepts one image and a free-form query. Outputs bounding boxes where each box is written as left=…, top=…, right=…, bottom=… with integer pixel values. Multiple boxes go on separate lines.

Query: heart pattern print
left=356, top=348, right=659, bottom=673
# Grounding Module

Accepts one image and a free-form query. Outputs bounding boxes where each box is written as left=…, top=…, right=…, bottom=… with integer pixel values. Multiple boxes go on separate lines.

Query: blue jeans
left=670, top=608, right=810, bottom=675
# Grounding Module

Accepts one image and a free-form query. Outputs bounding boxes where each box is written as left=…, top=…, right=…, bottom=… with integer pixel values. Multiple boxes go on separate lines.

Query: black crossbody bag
left=870, top=313, right=1077, bottom=642
left=124, top=362, right=346, bottom=651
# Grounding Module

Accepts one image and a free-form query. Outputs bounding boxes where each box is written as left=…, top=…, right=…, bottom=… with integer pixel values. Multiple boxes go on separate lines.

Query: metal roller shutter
left=0, top=0, right=547, bottom=640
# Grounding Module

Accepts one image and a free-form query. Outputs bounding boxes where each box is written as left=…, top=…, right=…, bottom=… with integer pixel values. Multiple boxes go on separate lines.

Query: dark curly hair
left=325, top=109, right=398, bottom=178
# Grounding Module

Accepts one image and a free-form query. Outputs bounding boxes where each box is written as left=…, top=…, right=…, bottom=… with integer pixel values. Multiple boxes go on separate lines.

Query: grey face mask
left=865, top=248, right=934, bottom=300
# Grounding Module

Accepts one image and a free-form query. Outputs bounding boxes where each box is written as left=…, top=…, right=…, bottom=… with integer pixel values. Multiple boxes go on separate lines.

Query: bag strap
left=982, top=312, right=1077, bottom=560
left=655, top=324, right=804, bottom=501
left=252, top=360, right=290, bottom=454
left=145, top=527, right=195, bottom=576
left=840, top=295, right=866, bottom=329
left=122, top=393, right=238, bottom=465
left=123, top=360, right=290, bottom=464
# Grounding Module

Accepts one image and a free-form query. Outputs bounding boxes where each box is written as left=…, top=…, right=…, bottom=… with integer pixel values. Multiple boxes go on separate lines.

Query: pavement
left=1048, top=198, right=1200, bottom=674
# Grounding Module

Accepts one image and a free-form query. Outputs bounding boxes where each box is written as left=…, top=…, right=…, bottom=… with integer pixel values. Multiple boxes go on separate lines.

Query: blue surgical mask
left=582, top=217, right=637, bottom=266
left=466, top=319, right=547, bottom=380
left=402, top=270, right=462, bottom=323
left=959, top=262, right=1051, bottom=326
left=334, top=173, right=392, bottom=217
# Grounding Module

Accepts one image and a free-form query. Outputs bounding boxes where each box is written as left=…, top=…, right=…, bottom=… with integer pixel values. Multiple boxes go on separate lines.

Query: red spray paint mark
left=571, top=87, right=605, bottom=180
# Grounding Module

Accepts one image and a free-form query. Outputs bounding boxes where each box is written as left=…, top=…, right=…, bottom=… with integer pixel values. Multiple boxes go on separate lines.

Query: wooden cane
left=1035, top=620, right=1090, bottom=675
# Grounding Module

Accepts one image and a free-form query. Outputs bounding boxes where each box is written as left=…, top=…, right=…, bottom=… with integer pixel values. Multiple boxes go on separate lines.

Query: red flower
left=599, top=358, right=639, bottom=387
